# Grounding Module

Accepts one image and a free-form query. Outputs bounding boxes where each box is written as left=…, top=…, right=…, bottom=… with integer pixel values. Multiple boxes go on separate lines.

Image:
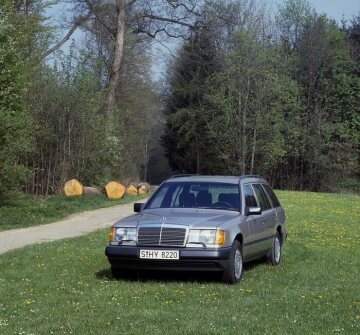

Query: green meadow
left=0, top=191, right=359, bottom=334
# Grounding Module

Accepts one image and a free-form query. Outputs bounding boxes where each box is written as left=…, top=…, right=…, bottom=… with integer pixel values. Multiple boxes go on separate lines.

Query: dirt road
left=0, top=200, right=146, bottom=255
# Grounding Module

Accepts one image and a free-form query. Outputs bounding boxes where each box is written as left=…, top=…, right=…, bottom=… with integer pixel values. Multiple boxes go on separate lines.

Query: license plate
left=139, top=249, right=179, bottom=260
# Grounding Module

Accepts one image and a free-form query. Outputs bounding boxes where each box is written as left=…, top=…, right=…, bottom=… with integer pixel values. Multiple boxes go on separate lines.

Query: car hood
left=114, top=208, right=240, bottom=229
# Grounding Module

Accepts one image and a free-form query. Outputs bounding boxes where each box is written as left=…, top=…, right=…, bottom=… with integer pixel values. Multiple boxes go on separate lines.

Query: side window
left=252, top=184, right=271, bottom=210
left=243, top=185, right=258, bottom=208
left=262, top=184, right=281, bottom=207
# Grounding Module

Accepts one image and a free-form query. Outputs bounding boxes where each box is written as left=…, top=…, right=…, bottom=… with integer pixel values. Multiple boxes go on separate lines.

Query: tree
left=0, top=2, right=34, bottom=198
left=202, top=28, right=300, bottom=179
left=162, top=24, right=220, bottom=174
left=276, top=0, right=312, bottom=51
left=41, top=0, right=201, bottom=116
left=348, top=13, right=360, bottom=62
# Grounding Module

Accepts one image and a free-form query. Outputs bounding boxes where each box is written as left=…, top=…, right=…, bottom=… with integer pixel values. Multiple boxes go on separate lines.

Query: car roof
left=166, top=175, right=268, bottom=184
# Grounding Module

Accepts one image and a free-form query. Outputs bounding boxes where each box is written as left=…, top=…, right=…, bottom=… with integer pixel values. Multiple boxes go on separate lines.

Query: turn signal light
left=215, top=230, right=225, bottom=245
left=109, top=227, right=115, bottom=242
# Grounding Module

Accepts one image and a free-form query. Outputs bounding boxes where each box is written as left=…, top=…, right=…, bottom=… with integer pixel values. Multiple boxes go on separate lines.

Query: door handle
left=261, top=219, right=265, bottom=224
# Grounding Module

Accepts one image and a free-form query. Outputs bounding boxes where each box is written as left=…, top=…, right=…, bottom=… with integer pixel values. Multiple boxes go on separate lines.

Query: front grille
left=160, top=228, right=186, bottom=245
left=138, top=227, right=161, bottom=245
left=137, top=226, right=186, bottom=246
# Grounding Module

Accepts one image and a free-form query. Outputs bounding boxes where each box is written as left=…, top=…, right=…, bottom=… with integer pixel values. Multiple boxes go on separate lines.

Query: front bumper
left=105, top=245, right=232, bottom=272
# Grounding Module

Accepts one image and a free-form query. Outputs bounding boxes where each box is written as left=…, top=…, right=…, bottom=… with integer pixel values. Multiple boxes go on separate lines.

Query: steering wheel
left=212, top=201, right=233, bottom=209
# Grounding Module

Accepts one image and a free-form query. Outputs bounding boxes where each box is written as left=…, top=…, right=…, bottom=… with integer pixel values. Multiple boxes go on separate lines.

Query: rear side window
left=262, top=184, right=281, bottom=207
left=252, top=184, right=271, bottom=210
left=243, top=185, right=258, bottom=207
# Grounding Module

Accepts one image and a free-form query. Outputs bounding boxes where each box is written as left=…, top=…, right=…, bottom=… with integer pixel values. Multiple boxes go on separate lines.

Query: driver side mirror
left=245, top=206, right=262, bottom=216
left=134, top=203, right=144, bottom=213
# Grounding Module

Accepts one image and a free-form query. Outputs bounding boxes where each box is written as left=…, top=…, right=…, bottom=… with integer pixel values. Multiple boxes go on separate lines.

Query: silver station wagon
left=105, top=175, right=286, bottom=284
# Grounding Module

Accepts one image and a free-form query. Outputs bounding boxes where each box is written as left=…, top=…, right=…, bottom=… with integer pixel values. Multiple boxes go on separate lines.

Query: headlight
left=114, top=227, right=137, bottom=242
left=188, top=229, right=215, bottom=244
left=188, top=229, right=225, bottom=245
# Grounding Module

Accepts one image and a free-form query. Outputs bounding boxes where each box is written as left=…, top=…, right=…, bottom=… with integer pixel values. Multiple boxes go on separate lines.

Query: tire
left=221, top=240, right=243, bottom=284
left=267, top=232, right=282, bottom=266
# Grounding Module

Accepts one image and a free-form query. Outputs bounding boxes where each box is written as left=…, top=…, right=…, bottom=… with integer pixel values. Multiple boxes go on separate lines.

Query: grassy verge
left=0, top=191, right=359, bottom=334
left=0, top=193, right=148, bottom=231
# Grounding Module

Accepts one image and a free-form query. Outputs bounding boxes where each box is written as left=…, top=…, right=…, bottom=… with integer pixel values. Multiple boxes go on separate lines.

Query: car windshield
left=146, top=181, right=240, bottom=211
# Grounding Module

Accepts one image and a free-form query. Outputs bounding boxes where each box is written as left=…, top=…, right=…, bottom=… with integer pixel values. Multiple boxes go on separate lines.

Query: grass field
left=0, top=193, right=148, bottom=231
left=0, top=191, right=359, bottom=334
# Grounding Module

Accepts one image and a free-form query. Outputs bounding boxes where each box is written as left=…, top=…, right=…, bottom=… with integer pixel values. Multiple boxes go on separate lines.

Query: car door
left=252, top=184, right=276, bottom=250
left=242, top=184, right=268, bottom=258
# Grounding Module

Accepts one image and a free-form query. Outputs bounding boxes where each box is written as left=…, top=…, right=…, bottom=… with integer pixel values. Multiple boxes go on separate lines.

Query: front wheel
left=267, top=232, right=282, bottom=266
left=221, top=240, right=243, bottom=284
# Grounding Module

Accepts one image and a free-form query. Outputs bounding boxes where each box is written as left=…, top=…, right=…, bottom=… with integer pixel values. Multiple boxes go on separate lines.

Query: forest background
left=1, top=0, right=359, bottom=199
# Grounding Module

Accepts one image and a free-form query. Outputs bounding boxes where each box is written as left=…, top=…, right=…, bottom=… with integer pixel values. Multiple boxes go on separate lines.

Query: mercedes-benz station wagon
left=105, top=175, right=286, bottom=284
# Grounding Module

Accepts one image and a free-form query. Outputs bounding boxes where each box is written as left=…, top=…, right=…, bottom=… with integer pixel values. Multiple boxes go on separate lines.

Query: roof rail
left=167, top=174, right=198, bottom=179
left=239, top=174, right=261, bottom=180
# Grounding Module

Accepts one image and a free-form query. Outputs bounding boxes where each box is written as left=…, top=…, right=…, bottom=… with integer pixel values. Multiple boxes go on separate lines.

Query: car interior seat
left=196, top=191, right=212, bottom=207
left=179, top=191, right=196, bottom=208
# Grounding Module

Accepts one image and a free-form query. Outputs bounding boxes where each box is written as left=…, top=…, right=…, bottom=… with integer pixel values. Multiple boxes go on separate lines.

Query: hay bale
left=64, top=179, right=84, bottom=196
left=105, top=181, right=126, bottom=199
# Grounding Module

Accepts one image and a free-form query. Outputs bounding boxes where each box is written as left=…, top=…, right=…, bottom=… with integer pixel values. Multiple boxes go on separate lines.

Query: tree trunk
left=106, top=0, right=126, bottom=115
left=105, top=181, right=126, bottom=199
left=83, top=187, right=101, bottom=195
left=143, top=133, right=150, bottom=181
left=195, top=134, right=200, bottom=174
left=241, top=77, right=250, bottom=174
left=138, top=182, right=150, bottom=194
left=250, top=125, right=257, bottom=174
left=64, top=179, right=84, bottom=196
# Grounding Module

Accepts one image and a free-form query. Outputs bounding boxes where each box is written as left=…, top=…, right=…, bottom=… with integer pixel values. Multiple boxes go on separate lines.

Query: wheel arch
left=234, top=233, right=244, bottom=252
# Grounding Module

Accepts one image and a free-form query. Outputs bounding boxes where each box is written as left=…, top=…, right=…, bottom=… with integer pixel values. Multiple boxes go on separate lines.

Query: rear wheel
left=267, top=232, right=282, bottom=265
left=221, top=240, right=243, bottom=284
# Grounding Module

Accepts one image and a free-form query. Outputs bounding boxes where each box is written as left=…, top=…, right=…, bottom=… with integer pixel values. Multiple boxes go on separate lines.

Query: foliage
left=25, top=50, right=115, bottom=193
left=202, top=30, right=301, bottom=178
left=0, top=0, right=359, bottom=197
left=24, top=35, right=162, bottom=194
left=0, top=190, right=359, bottom=333
left=0, top=3, right=34, bottom=199
left=114, top=37, right=162, bottom=181
left=163, top=0, right=360, bottom=193
left=292, top=14, right=360, bottom=191
left=162, top=25, right=221, bottom=174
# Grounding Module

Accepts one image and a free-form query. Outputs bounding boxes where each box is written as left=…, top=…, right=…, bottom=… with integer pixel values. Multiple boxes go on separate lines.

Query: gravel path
left=0, top=200, right=146, bottom=255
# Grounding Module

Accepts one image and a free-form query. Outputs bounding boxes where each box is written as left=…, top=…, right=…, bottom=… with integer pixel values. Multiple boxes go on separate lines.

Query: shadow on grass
left=95, top=258, right=265, bottom=284
left=95, top=268, right=222, bottom=283
left=243, top=257, right=267, bottom=271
